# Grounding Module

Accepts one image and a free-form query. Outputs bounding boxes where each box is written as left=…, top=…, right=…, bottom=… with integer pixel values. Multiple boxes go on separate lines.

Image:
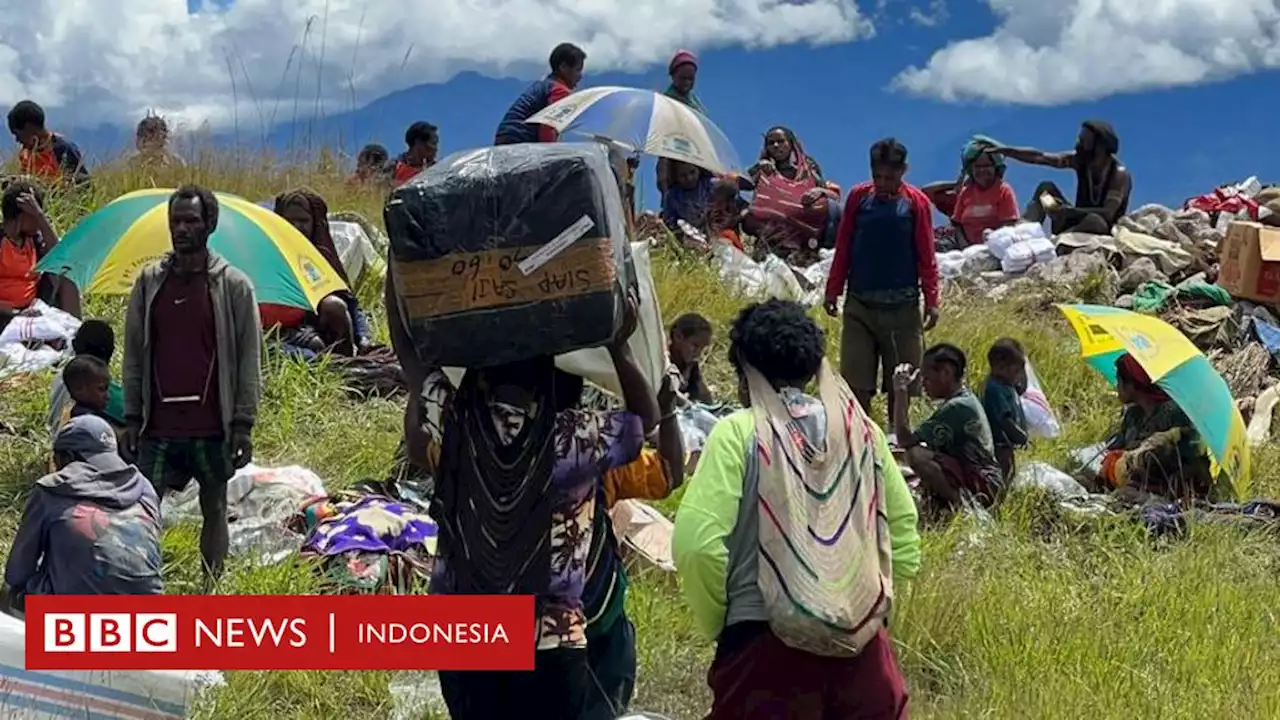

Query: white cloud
left=893, top=0, right=1280, bottom=105
left=0, top=0, right=874, bottom=130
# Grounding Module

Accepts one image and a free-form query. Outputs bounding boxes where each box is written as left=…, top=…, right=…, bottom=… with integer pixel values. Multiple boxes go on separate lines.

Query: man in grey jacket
left=4, top=415, right=163, bottom=612
left=122, top=184, right=262, bottom=584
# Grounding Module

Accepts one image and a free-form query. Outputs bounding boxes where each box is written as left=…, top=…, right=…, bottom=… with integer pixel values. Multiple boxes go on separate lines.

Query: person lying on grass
left=3, top=415, right=163, bottom=616
left=387, top=265, right=661, bottom=718
left=1092, top=353, right=1213, bottom=503
left=893, top=343, right=1004, bottom=511
left=982, top=337, right=1029, bottom=481
left=673, top=298, right=919, bottom=720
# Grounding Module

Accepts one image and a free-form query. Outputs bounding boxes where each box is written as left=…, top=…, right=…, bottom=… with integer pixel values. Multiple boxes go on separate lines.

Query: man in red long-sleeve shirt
left=824, top=138, right=940, bottom=420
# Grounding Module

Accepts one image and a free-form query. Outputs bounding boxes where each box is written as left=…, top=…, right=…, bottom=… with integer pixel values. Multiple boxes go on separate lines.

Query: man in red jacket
left=824, top=138, right=940, bottom=420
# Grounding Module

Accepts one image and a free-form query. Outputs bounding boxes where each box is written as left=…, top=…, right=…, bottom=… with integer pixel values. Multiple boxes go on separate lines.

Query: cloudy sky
left=3, top=0, right=1279, bottom=204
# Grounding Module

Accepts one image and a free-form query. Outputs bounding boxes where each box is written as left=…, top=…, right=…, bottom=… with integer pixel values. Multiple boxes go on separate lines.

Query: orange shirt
left=953, top=181, right=1019, bottom=246
left=0, top=237, right=38, bottom=309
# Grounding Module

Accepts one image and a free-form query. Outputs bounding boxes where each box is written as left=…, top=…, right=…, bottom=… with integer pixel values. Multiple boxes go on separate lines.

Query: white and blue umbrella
left=526, top=86, right=740, bottom=175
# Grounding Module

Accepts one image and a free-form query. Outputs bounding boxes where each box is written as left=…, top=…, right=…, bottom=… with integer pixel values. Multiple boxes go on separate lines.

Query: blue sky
left=314, top=4, right=1274, bottom=212
left=44, top=0, right=1280, bottom=212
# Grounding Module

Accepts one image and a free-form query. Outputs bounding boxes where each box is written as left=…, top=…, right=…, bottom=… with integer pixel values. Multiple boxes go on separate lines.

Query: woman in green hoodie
left=673, top=299, right=920, bottom=719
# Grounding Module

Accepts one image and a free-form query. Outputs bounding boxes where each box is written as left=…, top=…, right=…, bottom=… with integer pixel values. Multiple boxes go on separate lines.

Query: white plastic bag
left=0, top=612, right=222, bottom=718
left=1021, top=359, right=1061, bottom=439
left=986, top=222, right=1045, bottom=260
left=1011, top=461, right=1088, bottom=499
left=1000, top=242, right=1034, bottom=274
left=1027, top=236, right=1056, bottom=264
left=937, top=251, right=966, bottom=279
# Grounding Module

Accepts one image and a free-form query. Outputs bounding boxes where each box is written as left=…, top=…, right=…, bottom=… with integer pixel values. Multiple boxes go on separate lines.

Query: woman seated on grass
left=0, top=179, right=80, bottom=330
left=1093, top=353, right=1212, bottom=502
left=262, top=188, right=371, bottom=358
left=743, top=126, right=841, bottom=263
left=893, top=343, right=1005, bottom=511
left=673, top=299, right=919, bottom=720
left=922, top=137, right=1019, bottom=247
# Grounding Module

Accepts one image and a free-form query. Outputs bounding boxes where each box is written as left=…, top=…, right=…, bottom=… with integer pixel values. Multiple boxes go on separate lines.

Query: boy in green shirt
left=893, top=342, right=1004, bottom=509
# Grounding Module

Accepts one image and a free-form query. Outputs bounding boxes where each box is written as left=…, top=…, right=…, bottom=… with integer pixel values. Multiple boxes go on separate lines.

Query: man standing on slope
left=494, top=43, right=587, bottom=145
left=122, top=185, right=262, bottom=586
left=824, top=138, right=940, bottom=422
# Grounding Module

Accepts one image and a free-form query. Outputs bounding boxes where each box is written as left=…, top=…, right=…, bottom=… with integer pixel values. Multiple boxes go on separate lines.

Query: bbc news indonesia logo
left=26, top=595, right=534, bottom=671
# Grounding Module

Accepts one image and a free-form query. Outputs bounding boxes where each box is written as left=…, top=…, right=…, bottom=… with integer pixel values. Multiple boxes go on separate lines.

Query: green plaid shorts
left=137, top=437, right=234, bottom=493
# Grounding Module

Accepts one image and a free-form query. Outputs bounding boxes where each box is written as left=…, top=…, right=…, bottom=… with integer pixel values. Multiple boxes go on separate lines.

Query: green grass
left=4, top=157, right=1280, bottom=719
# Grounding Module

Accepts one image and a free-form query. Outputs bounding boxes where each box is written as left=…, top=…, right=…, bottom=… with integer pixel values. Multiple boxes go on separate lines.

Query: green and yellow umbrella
left=36, top=188, right=347, bottom=310
left=1058, top=304, right=1251, bottom=498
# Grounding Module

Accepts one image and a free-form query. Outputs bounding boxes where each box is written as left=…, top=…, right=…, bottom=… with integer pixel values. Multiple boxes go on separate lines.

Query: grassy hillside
left=3, top=157, right=1280, bottom=719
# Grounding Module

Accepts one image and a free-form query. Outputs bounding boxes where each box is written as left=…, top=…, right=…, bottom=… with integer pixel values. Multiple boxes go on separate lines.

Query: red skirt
left=708, top=623, right=908, bottom=720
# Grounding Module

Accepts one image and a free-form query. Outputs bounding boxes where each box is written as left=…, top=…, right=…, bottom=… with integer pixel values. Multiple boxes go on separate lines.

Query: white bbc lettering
left=44, top=614, right=85, bottom=652
left=134, top=613, right=178, bottom=652
left=89, top=613, right=133, bottom=652
left=42, top=613, right=178, bottom=653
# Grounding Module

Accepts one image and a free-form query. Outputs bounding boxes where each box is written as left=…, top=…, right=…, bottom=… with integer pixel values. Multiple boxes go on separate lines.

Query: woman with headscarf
left=673, top=299, right=919, bottom=719
left=262, top=188, right=370, bottom=358
left=743, top=126, right=841, bottom=265
left=385, top=267, right=664, bottom=718
left=1095, top=353, right=1213, bottom=502
left=948, top=138, right=1019, bottom=245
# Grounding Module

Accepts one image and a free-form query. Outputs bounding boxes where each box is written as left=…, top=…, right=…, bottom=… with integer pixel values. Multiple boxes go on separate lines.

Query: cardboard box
left=1218, top=221, right=1280, bottom=303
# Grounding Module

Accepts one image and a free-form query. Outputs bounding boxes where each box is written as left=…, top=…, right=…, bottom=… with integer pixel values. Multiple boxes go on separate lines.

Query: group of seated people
left=923, top=121, right=1134, bottom=247
left=659, top=126, right=842, bottom=265
left=888, top=335, right=1209, bottom=515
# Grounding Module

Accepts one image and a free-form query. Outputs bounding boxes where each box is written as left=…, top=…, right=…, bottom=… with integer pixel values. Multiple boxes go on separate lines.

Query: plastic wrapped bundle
left=986, top=222, right=1046, bottom=261
left=385, top=143, right=633, bottom=368
left=1027, top=236, right=1056, bottom=264
left=1001, top=241, right=1035, bottom=274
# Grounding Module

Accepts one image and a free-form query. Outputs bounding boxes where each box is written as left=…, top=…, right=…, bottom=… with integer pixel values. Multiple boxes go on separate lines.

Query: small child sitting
left=667, top=313, right=714, bottom=404
left=47, top=319, right=126, bottom=440
left=982, top=338, right=1029, bottom=480
left=61, top=356, right=115, bottom=426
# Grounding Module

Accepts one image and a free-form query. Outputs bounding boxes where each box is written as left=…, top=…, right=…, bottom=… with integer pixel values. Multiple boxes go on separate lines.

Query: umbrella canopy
left=37, top=189, right=347, bottom=310
left=526, top=86, right=740, bottom=175
left=1058, top=304, right=1250, bottom=496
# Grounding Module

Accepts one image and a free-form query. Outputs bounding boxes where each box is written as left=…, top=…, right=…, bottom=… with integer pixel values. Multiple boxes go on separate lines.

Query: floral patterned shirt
left=417, top=369, right=644, bottom=650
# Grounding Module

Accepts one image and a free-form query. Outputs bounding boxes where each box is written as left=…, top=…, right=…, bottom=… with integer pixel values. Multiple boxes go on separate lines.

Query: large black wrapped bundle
left=385, top=143, right=633, bottom=369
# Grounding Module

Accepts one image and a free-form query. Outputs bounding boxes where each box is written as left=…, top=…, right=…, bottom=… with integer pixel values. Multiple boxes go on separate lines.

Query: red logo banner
left=25, top=595, right=535, bottom=671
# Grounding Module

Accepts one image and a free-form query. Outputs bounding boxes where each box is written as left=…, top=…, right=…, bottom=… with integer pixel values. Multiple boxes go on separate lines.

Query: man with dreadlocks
left=265, top=188, right=370, bottom=357
left=386, top=268, right=661, bottom=718
left=743, top=126, right=841, bottom=264
left=990, top=120, right=1132, bottom=235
